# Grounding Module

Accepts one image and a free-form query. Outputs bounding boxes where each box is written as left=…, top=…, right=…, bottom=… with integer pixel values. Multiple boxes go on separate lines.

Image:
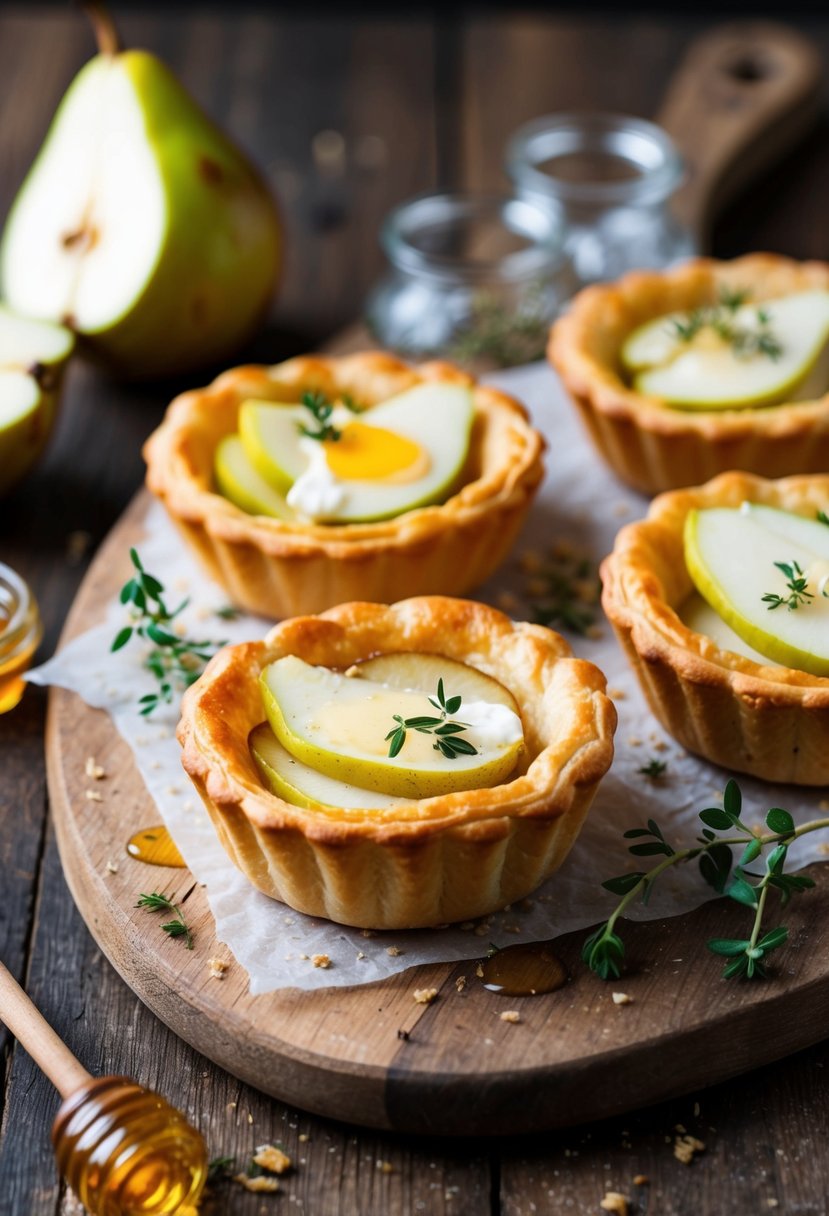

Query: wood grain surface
left=4, top=6, right=829, bottom=1214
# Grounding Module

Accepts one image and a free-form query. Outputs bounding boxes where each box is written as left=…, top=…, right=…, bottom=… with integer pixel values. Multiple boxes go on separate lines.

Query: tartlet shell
left=601, top=471, right=829, bottom=784
left=549, top=254, right=829, bottom=495
left=144, top=352, right=545, bottom=618
left=177, top=597, right=616, bottom=929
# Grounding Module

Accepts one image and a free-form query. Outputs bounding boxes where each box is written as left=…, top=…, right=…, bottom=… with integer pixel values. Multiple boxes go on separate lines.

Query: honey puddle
left=480, top=941, right=568, bottom=996
left=126, top=826, right=186, bottom=868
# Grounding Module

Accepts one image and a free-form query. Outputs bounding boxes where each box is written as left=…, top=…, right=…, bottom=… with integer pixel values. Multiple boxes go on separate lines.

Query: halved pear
left=259, top=655, right=524, bottom=799
left=214, top=434, right=292, bottom=520
left=250, top=722, right=416, bottom=810
left=684, top=505, right=829, bottom=676
left=0, top=10, right=279, bottom=378
left=622, top=291, right=829, bottom=410
left=352, top=652, right=518, bottom=712
left=0, top=306, right=74, bottom=495
left=238, top=383, right=474, bottom=523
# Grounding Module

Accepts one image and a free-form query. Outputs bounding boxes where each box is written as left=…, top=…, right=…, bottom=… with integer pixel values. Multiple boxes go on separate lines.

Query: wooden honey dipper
left=0, top=960, right=207, bottom=1214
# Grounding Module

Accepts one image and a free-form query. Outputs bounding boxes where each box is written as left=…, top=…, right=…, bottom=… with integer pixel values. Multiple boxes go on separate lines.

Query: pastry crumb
left=397, top=1028, right=410, bottom=1041
left=65, top=529, right=92, bottom=565
left=496, top=591, right=520, bottom=614
left=105, top=859, right=119, bottom=874
left=253, top=1144, right=292, bottom=1174
left=233, top=1174, right=278, bottom=1194
left=413, top=987, right=438, bottom=1005
left=475, top=963, right=484, bottom=978
left=312, top=954, right=331, bottom=969
left=455, top=976, right=467, bottom=993
left=208, top=958, right=229, bottom=979
left=361, top=928, right=376, bottom=938
left=499, top=1011, right=521, bottom=1024
left=356, top=951, right=366, bottom=960
left=386, top=946, right=402, bottom=957
left=600, top=1192, right=629, bottom=1215
left=613, top=501, right=630, bottom=517
left=818, top=843, right=829, bottom=857
left=612, top=992, right=633, bottom=1006
left=633, top=1175, right=649, bottom=1186
left=84, top=789, right=103, bottom=802
left=376, top=1160, right=395, bottom=1173
left=298, top=1133, right=309, bottom=1143
left=819, top=798, right=829, bottom=812
left=85, top=757, right=106, bottom=780
left=626, top=735, right=642, bottom=747
left=585, top=624, right=604, bottom=640
left=674, top=1134, right=705, bottom=1165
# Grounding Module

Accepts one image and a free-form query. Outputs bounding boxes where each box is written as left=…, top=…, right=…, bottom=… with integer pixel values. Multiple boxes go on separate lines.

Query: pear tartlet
left=144, top=352, right=544, bottom=618
left=177, top=597, right=616, bottom=929
left=601, top=471, right=829, bottom=785
left=550, top=254, right=829, bottom=495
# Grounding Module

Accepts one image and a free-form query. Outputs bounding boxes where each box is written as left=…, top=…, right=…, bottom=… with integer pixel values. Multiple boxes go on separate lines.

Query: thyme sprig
left=385, top=678, right=479, bottom=760
left=297, top=390, right=341, bottom=442
left=671, top=288, right=782, bottom=361
left=583, top=780, right=828, bottom=982
left=762, top=559, right=815, bottom=611
left=638, top=758, right=667, bottom=779
left=517, top=545, right=601, bottom=636
left=136, top=891, right=193, bottom=949
left=111, top=548, right=226, bottom=715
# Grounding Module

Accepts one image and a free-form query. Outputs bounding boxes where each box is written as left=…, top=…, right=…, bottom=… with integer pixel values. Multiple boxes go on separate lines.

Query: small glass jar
left=506, top=112, right=697, bottom=288
left=0, top=563, right=42, bottom=713
left=366, top=192, right=576, bottom=366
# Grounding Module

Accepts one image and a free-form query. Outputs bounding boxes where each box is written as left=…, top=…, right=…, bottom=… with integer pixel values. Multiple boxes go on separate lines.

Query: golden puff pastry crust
left=601, top=471, right=829, bottom=784
left=550, top=254, right=829, bottom=495
left=177, top=596, right=616, bottom=929
left=144, top=352, right=544, bottom=619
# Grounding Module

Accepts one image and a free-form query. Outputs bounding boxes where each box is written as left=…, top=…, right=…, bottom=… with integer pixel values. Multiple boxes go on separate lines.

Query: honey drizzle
left=480, top=941, right=568, bottom=996
left=126, top=826, right=186, bottom=868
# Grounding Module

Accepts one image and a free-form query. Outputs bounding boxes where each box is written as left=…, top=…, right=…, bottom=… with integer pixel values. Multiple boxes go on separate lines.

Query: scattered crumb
left=298, top=1133, right=309, bottom=1143
left=85, top=757, right=106, bottom=780
left=613, top=501, right=630, bottom=517
left=165, top=784, right=180, bottom=796
left=517, top=898, right=534, bottom=913
left=475, top=963, right=484, bottom=979
left=626, top=736, right=642, bottom=747
left=253, top=1145, right=292, bottom=1174
left=298, top=953, right=309, bottom=961
left=455, top=976, right=467, bottom=993
left=413, top=987, right=438, bottom=1005
left=600, top=1193, right=629, bottom=1215
left=612, top=992, right=633, bottom=1006
left=233, top=1174, right=278, bottom=1194
left=208, top=958, right=229, bottom=980
left=585, top=625, right=604, bottom=640
left=174, top=577, right=190, bottom=592
left=247, top=1112, right=254, bottom=1125
left=227, top=1101, right=237, bottom=1111
left=502, top=923, right=521, bottom=934
left=397, top=1028, right=410, bottom=1041
left=84, top=789, right=103, bottom=802
left=819, top=843, right=829, bottom=857
left=651, top=739, right=668, bottom=752
left=519, top=550, right=543, bottom=573
left=674, top=1134, right=705, bottom=1165
left=819, top=798, right=829, bottom=812
left=386, top=946, right=402, bottom=957
left=473, top=924, right=491, bottom=937
left=312, top=954, right=331, bottom=969
left=376, top=1160, right=395, bottom=1174
left=633, top=1175, right=649, bottom=1186
left=767, top=1199, right=779, bottom=1208
left=675, top=1124, right=686, bottom=1134
left=65, top=530, right=91, bottom=565
left=496, top=591, right=520, bottom=614
left=105, top=859, right=119, bottom=874
left=499, top=1011, right=521, bottom=1024
left=361, top=928, right=376, bottom=938
left=607, top=687, right=626, bottom=700
left=356, top=951, right=366, bottom=960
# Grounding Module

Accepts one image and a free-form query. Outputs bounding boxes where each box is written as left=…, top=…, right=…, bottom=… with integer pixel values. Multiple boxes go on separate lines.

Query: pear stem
left=81, top=1, right=122, bottom=57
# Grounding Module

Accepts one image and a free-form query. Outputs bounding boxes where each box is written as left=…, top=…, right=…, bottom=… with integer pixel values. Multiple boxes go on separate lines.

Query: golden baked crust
left=144, top=352, right=544, bottom=618
left=177, top=596, right=616, bottom=929
left=601, top=471, right=829, bottom=784
left=550, top=254, right=829, bottom=495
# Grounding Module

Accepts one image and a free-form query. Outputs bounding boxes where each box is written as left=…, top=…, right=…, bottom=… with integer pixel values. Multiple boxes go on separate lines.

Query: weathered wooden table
left=2, top=7, right=829, bottom=1213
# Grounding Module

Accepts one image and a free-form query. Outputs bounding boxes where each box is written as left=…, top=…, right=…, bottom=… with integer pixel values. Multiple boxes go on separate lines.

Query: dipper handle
left=0, top=960, right=92, bottom=1099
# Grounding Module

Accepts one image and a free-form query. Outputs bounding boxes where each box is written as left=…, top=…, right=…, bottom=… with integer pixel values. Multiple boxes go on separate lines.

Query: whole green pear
left=0, top=9, right=280, bottom=379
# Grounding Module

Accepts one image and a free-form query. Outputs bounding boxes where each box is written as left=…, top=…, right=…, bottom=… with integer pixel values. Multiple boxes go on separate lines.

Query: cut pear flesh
left=238, top=383, right=474, bottom=523
left=260, top=655, right=524, bottom=799
left=250, top=722, right=416, bottom=810
left=622, top=291, right=829, bottom=410
left=214, top=434, right=292, bottom=519
left=353, top=653, right=518, bottom=713
left=680, top=594, right=781, bottom=667
left=684, top=505, right=829, bottom=676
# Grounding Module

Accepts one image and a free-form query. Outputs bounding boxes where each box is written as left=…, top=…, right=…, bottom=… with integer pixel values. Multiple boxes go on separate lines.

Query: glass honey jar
left=0, top=562, right=42, bottom=713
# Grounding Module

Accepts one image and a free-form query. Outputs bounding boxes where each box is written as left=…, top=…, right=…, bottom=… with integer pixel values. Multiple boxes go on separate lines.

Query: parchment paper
left=29, top=361, right=829, bottom=993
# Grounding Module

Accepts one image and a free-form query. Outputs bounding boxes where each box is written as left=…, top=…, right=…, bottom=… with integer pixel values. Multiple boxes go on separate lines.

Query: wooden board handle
left=0, top=961, right=91, bottom=1099
left=657, top=21, right=823, bottom=248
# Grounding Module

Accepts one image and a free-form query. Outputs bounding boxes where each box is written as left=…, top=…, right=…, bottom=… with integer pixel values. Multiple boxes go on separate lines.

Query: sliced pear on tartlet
left=622, top=290, right=829, bottom=411
left=214, top=434, right=292, bottom=519
left=684, top=503, right=829, bottom=676
left=351, top=652, right=518, bottom=712
left=259, top=654, right=524, bottom=799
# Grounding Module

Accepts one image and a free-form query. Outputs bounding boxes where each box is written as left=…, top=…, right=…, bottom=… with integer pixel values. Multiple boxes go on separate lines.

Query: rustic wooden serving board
left=45, top=491, right=829, bottom=1137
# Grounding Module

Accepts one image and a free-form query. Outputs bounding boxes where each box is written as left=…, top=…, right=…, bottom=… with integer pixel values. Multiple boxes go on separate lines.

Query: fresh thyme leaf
left=297, top=390, right=341, bottom=442
left=207, top=1156, right=236, bottom=1180
left=447, top=287, right=551, bottom=368
left=585, top=782, right=829, bottom=984
left=514, top=545, right=600, bottom=637
left=215, top=604, right=241, bottom=620
left=671, top=288, right=782, bottom=362
left=818, top=510, right=829, bottom=527
left=638, top=758, right=667, bottom=779
left=762, top=559, right=814, bottom=611
left=137, top=891, right=193, bottom=949
left=112, top=550, right=226, bottom=716
left=385, top=681, right=478, bottom=759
